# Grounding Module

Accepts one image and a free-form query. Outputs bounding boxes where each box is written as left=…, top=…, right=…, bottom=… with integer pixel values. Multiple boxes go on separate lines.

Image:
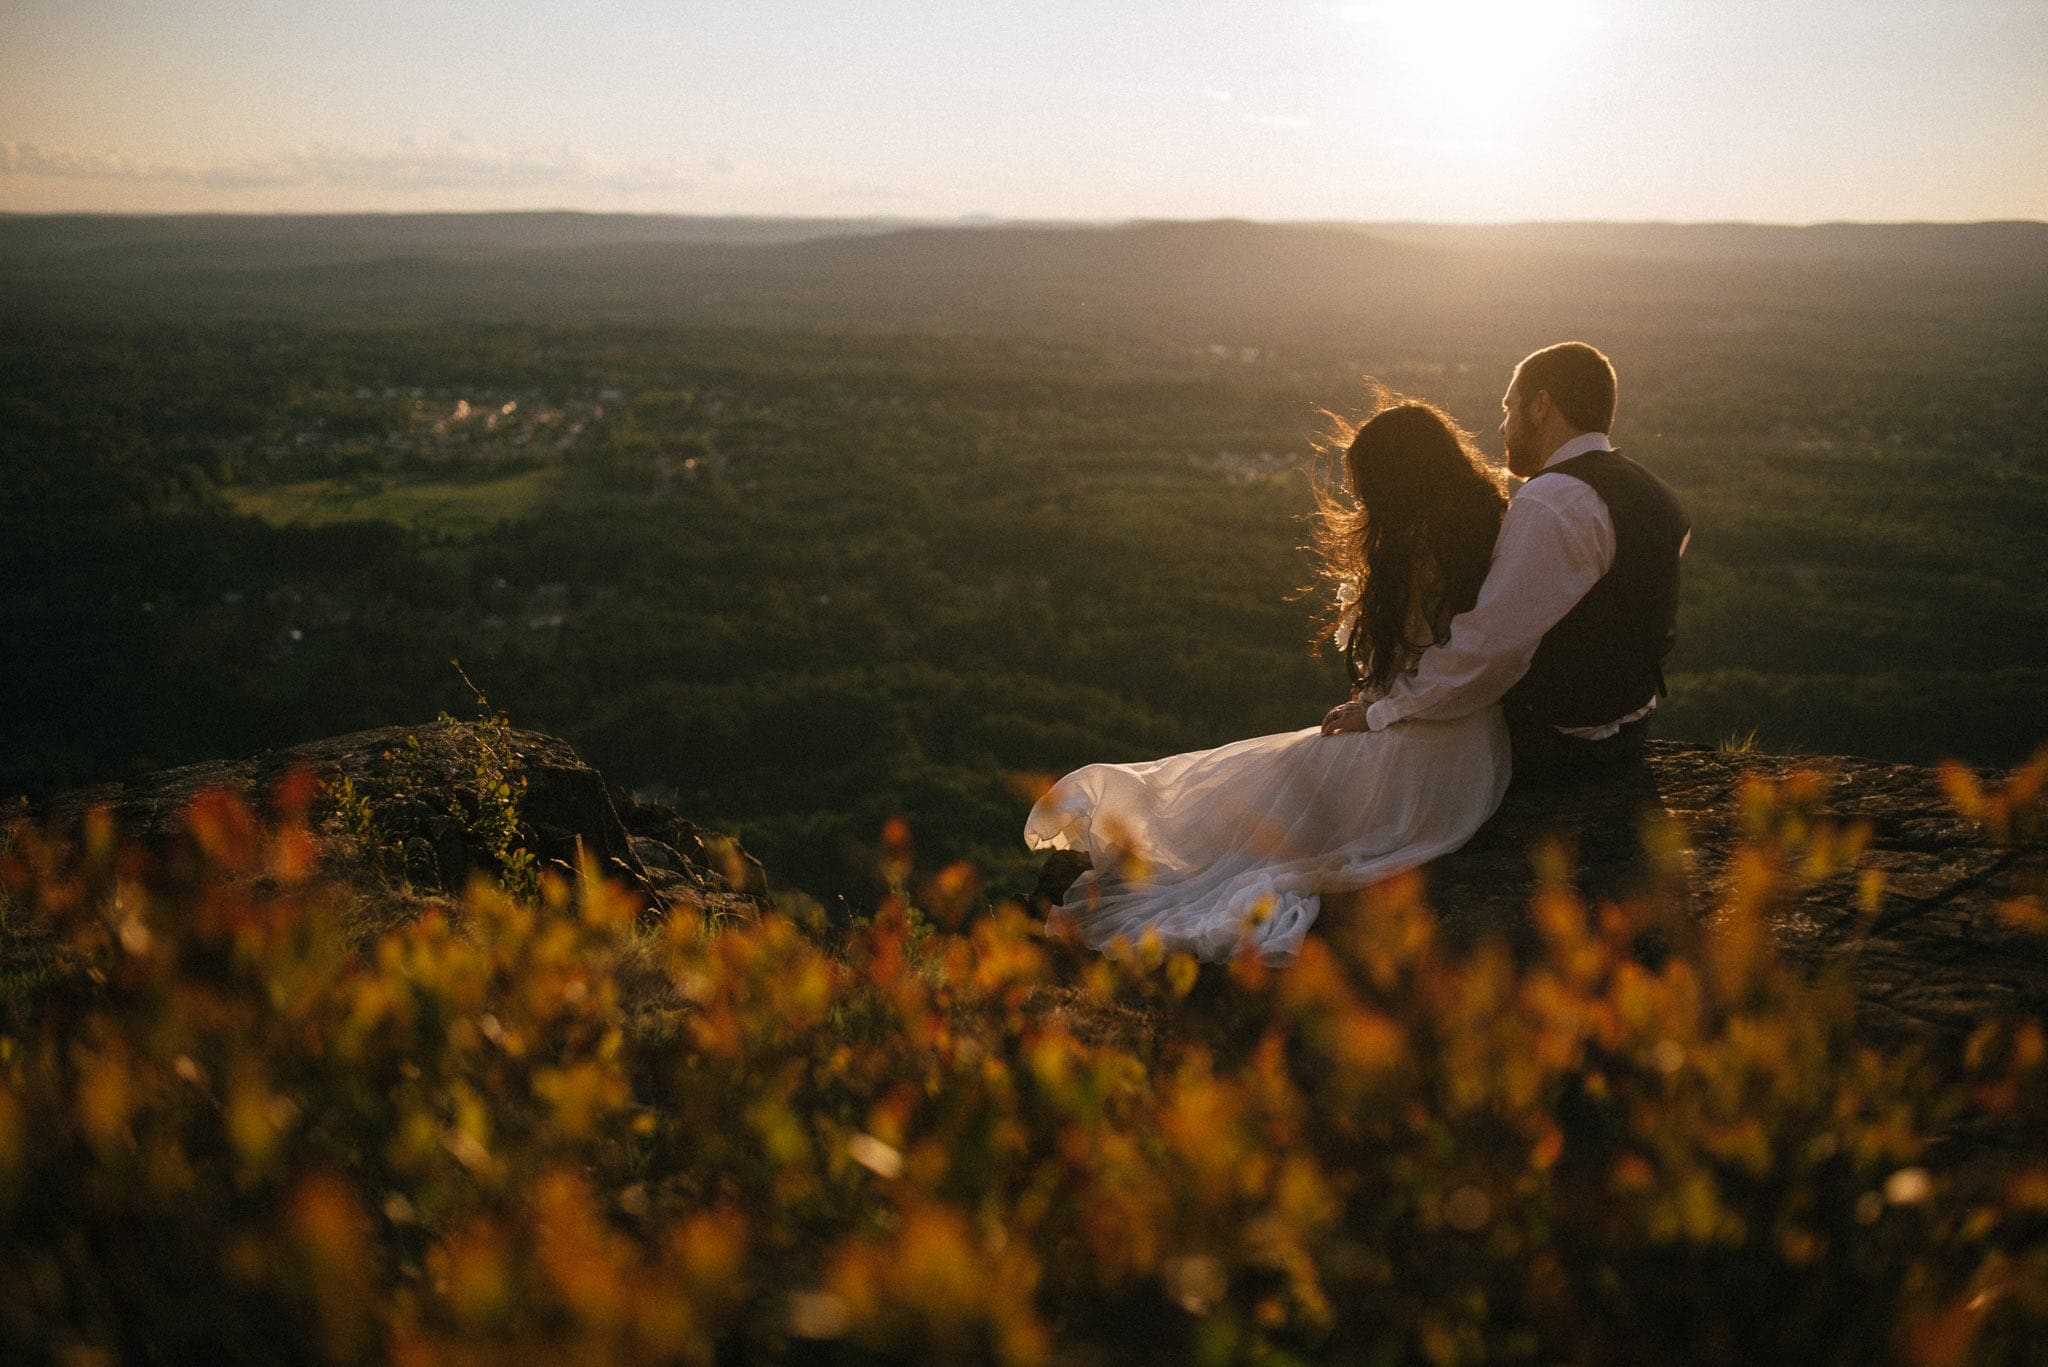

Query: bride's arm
left=1350, top=677, right=1392, bottom=704
left=1325, top=666, right=1408, bottom=733
left=1326, top=585, right=1432, bottom=731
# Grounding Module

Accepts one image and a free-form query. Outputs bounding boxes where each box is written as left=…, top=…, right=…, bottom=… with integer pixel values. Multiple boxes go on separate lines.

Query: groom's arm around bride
left=1323, top=342, right=1690, bottom=791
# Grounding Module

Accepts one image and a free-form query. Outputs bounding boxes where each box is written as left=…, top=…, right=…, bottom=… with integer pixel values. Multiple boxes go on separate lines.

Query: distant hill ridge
left=8, top=211, right=2041, bottom=330
left=4, top=211, right=2044, bottom=278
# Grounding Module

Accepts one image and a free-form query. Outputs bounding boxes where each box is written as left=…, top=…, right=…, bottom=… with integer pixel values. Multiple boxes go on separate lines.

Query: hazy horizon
left=6, top=1, right=2045, bottom=223
left=5, top=209, right=2043, bottom=229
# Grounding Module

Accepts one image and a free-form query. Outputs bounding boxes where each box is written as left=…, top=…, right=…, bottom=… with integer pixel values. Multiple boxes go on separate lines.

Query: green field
left=225, top=466, right=559, bottom=537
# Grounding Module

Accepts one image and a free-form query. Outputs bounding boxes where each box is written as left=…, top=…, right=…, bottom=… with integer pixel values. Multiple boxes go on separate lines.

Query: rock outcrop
left=29, top=721, right=763, bottom=918
left=1423, top=741, right=2045, bottom=1040
left=1041, top=741, right=2046, bottom=1043
left=23, top=729, right=2044, bottom=1042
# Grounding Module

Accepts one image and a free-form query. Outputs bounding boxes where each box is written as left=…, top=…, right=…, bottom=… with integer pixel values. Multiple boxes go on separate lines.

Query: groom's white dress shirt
left=1363, top=432, right=1688, bottom=739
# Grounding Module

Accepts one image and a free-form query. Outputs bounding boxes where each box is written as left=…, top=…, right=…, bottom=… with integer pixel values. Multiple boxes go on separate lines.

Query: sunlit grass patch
left=225, top=465, right=558, bottom=536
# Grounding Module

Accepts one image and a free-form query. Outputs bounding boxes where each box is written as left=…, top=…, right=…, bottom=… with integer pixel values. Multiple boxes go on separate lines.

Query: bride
left=1024, top=397, right=1512, bottom=961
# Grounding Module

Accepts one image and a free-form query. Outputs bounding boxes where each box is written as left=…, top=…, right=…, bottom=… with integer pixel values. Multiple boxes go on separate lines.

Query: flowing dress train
left=1023, top=709, right=1510, bottom=961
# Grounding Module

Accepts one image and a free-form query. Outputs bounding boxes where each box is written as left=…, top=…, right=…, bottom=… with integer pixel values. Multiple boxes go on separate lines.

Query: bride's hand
left=1321, top=700, right=1370, bottom=736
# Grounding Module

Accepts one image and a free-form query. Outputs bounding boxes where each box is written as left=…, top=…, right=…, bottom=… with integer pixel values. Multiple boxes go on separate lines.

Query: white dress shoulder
left=1024, top=676, right=1509, bottom=962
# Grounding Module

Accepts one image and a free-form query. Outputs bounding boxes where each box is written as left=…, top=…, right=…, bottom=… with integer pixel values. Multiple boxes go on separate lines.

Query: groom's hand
left=1321, top=700, right=1370, bottom=735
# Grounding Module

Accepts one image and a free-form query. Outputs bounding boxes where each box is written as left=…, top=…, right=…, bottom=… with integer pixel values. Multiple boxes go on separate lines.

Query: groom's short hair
left=1515, top=342, right=1617, bottom=434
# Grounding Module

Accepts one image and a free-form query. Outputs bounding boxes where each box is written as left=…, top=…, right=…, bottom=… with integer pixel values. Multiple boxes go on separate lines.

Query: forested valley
left=5, top=213, right=2045, bottom=901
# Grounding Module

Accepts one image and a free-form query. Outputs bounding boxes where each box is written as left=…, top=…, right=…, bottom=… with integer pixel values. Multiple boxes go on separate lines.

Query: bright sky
left=3, top=0, right=2043, bottom=221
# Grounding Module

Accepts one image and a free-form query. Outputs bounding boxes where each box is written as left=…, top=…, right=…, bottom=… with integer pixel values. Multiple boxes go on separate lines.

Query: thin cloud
left=2, top=143, right=203, bottom=183
left=1387, top=134, right=1517, bottom=155
left=1191, top=88, right=1310, bottom=132
left=0, top=138, right=706, bottom=195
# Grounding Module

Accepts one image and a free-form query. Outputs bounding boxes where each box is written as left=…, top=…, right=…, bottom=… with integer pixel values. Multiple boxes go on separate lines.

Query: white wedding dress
left=1023, top=707, right=1510, bottom=962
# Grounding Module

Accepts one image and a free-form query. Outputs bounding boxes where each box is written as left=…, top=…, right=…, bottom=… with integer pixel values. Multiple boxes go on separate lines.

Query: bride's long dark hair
left=1310, top=390, right=1509, bottom=695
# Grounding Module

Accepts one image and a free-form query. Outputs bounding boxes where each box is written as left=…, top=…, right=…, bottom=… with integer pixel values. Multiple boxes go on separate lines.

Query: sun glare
left=1347, top=0, right=1603, bottom=129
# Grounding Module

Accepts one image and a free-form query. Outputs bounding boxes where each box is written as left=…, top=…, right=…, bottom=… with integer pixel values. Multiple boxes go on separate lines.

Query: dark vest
left=1503, top=449, right=1689, bottom=730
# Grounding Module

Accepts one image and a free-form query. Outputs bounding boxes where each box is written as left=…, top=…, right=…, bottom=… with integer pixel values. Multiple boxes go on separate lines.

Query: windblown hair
left=1310, top=390, right=1509, bottom=696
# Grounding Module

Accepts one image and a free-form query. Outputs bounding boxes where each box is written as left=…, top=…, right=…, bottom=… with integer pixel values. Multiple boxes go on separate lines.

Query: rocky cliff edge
left=15, top=728, right=2044, bottom=1042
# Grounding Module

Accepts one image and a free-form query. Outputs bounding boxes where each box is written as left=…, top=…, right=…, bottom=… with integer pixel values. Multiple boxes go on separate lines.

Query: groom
left=1322, top=341, right=1690, bottom=787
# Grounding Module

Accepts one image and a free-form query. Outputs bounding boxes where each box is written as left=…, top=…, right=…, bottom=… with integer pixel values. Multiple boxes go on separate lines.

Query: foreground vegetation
left=3, top=747, right=2045, bottom=1363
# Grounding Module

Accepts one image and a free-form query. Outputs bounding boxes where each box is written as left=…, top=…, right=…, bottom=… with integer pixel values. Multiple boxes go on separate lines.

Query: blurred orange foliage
left=1, top=754, right=2045, bottom=1363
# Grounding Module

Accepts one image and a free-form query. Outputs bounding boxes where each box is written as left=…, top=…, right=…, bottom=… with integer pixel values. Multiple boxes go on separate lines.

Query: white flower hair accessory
left=1332, top=578, right=1361, bottom=649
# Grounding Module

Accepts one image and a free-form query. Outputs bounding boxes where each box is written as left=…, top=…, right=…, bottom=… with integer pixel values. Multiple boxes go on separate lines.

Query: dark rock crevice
left=1434, top=742, right=2047, bottom=1041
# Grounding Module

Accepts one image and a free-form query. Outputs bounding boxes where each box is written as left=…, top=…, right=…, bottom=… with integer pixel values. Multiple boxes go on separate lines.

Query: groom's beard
left=1504, top=428, right=1542, bottom=478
